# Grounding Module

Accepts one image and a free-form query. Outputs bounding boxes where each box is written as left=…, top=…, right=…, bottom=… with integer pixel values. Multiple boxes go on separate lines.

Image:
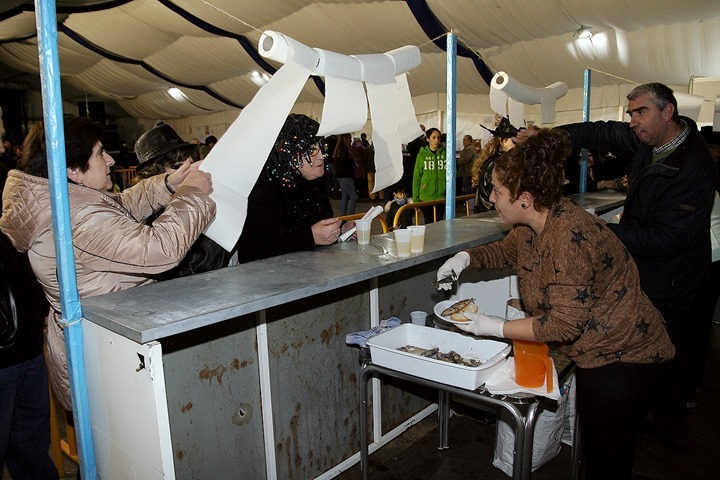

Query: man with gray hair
left=560, top=82, right=720, bottom=455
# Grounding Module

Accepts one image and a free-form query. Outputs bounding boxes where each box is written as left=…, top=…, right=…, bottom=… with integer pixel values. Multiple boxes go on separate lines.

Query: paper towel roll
left=315, top=48, right=367, bottom=135
left=714, top=96, right=720, bottom=131
left=490, top=71, right=568, bottom=125
left=259, top=30, right=319, bottom=68
left=203, top=30, right=319, bottom=251
left=314, top=48, right=362, bottom=80
left=384, top=45, right=421, bottom=75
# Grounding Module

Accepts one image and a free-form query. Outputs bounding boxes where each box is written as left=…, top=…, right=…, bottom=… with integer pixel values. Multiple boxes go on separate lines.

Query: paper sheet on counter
left=484, top=357, right=560, bottom=400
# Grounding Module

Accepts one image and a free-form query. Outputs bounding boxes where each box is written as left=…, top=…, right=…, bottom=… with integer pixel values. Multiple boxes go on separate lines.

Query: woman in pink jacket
left=0, top=117, right=214, bottom=411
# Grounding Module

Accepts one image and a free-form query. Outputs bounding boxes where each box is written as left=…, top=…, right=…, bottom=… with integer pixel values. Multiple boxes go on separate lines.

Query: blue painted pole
left=446, top=32, right=457, bottom=220
left=35, top=1, right=97, bottom=478
left=579, top=68, right=592, bottom=193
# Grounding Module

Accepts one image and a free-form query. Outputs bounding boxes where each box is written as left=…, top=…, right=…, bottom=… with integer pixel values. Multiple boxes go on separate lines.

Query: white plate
left=433, top=299, right=484, bottom=324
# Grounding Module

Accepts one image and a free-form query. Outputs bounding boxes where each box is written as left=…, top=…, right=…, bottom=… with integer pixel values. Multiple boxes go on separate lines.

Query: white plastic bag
left=561, top=374, right=577, bottom=446
left=492, top=374, right=574, bottom=476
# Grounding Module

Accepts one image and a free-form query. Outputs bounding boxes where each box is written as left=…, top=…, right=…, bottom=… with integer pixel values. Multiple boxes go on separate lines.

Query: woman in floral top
left=435, top=128, right=674, bottom=480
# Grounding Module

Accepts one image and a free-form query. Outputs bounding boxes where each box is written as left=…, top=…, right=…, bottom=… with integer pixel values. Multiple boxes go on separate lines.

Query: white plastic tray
left=367, top=324, right=511, bottom=390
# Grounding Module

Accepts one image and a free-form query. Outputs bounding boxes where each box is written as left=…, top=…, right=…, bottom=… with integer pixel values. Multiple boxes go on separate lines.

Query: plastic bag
left=492, top=373, right=574, bottom=476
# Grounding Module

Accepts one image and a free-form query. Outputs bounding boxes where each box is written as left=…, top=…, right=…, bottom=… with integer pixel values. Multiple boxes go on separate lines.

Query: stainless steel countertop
left=81, top=191, right=625, bottom=344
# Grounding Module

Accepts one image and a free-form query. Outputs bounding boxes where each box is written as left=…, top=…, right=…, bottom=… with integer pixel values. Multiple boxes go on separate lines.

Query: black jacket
left=235, top=169, right=334, bottom=263
left=1, top=233, right=49, bottom=366
left=560, top=117, right=720, bottom=304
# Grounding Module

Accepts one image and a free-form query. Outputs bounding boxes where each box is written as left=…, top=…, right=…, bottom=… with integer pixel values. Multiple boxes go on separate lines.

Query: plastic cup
left=355, top=219, right=372, bottom=245
left=408, top=225, right=426, bottom=253
left=410, top=311, right=427, bottom=326
left=393, top=229, right=412, bottom=258
left=512, top=339, right=553, bottom=392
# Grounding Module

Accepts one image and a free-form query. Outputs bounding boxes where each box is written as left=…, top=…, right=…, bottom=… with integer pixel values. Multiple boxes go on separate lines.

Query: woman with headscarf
left=0, top=116, right=214, bottom=411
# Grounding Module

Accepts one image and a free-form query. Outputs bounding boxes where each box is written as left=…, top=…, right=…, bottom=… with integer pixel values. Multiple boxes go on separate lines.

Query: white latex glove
left=435, top=251, right=470, bottom=290
left=454, top=312, right=505, bottom=338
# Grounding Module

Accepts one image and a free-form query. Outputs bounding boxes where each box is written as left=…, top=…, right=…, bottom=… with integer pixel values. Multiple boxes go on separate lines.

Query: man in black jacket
left=559, top=83, right=720, bottom=452
left=1, top=232, right=58, bottom=479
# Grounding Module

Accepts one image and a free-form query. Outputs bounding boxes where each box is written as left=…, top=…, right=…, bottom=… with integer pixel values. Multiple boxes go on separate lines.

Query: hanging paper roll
left=314, top=49, right=366, bottom=135
left=489, top=71, right=568, bottom=125
left=200, top=30, right=422, bottom=249
left=201, top=31, right=319, bottom=251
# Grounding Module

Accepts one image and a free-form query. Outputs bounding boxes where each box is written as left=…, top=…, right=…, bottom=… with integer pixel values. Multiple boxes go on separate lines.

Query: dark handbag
left=143, top=208, right=231, bottom=280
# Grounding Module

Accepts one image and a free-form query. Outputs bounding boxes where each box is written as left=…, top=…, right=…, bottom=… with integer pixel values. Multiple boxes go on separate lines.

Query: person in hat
left=0, top=116, right=214, bottom=412
left=234, top=114, right=352, bottom=263
left=134, top=122, right=231, bottom=278
left=472, top=119, right=533, bottom=213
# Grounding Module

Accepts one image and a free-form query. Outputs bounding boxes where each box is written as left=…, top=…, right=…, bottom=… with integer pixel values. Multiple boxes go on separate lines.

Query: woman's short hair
left=20, top=116, right=103, bottom=179
left=493, top=128, right=571, bottom=210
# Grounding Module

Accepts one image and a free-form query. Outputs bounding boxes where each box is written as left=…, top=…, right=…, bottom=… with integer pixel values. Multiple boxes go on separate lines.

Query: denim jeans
left=0, top=354, right=58, bottom=480
left=337, top=177, right=358, bottom=215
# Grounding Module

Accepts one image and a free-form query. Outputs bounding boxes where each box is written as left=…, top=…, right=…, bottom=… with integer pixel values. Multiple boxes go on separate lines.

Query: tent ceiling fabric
left=0, top=0, right=718, bottom=120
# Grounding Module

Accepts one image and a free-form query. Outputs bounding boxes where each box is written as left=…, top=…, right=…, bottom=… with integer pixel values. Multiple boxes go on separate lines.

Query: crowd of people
left=1, top=81, right=720, bottom=479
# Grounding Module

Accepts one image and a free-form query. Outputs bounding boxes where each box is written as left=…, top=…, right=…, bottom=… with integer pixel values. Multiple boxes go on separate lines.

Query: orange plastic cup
left=513, top=340, right=553, bottom=392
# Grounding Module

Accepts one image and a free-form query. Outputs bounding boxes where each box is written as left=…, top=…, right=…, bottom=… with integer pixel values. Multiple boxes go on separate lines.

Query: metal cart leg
left=437, top=390, right=450, bottom=449
left=360, top=366, right=372, bottom=480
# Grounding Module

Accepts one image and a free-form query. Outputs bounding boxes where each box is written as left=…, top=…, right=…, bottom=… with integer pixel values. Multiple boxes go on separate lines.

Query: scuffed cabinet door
left=83, top=320, right=175, bottom=480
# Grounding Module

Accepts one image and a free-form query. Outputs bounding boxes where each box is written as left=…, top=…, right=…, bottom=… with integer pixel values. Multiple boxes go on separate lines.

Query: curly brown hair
left=493, top=128, right=570, bottom=210
left=471, top=137, right=507, bottom=187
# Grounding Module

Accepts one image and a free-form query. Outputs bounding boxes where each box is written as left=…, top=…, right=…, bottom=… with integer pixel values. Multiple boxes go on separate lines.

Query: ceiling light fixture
left=168, top=87, right=187, bottom=101
left=574, top=26, right=593, bottom=39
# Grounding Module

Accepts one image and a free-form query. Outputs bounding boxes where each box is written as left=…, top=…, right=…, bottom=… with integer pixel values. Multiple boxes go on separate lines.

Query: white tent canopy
left=1, top=0, right=719, bottom=145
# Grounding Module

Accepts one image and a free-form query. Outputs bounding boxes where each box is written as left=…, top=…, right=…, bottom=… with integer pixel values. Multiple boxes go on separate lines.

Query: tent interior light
left=575, top=26, right=593, bottom=39
left=168, top=87, right=186, bottom=101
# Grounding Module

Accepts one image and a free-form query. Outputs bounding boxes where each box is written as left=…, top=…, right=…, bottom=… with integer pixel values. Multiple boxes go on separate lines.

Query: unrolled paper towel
left=675, top=92, right=704, bottom=122
left=200, top=31, right=422, bottom=249
left=489, top=71, right=568, bottom=125
left=201, top=31, right=319, bottom=251
left=314, top=49, right=367, bottom=136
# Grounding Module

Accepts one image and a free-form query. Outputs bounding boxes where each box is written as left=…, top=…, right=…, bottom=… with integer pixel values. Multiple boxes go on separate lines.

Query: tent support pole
left=579, top=68, right=592, bottom=193
left=446, top=32, right=457, bottom=220
left=35, top=1, right=97, bottom=478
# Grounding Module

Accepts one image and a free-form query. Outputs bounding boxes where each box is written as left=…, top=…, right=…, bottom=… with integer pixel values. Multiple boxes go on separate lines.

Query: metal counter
left=79, top=191, right=624, bottom=479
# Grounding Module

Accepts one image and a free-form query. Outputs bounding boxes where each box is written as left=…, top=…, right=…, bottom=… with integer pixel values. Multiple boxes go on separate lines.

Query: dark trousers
left=576, top=362, right=664, bottom=480
left=0, top=354, right=59, bottom=480
left=650, top=291, right=700, bottom=436
left=420, top=205, right=445, bottom=224
left=687, top=261, right=720, bottom=392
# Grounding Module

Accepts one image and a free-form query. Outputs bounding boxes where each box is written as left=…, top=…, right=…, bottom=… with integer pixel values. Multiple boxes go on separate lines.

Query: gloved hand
left=435, top=251, right=470, bottom=290
left=455, top=312, right=505, bottom=337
